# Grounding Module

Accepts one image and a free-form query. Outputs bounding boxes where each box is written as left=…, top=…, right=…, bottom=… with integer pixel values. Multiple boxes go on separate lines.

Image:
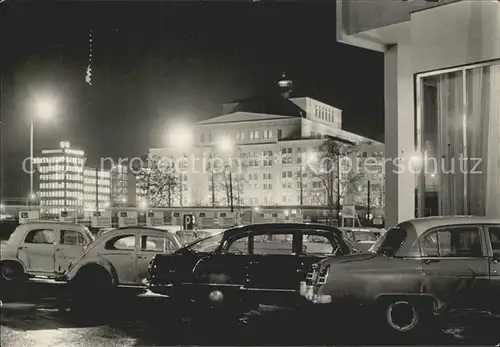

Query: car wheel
left=383, top=300, right=423, bottom=335
left=70, top=266, right=114, bottom=319
left=0, top=261, right=24, bottom=282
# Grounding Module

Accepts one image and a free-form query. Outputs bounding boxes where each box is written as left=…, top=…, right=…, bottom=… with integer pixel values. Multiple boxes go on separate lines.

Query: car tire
left=70, top=266, right=115, bottom=320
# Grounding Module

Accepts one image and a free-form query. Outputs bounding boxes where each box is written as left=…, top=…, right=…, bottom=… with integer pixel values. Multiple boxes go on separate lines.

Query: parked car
left=301, top=216, right=500, bottom=335
left=65, top=227, right=182, bottom=292
left=144, top=223, right=361, bottom=317
left=0, top=222, right=94, bottom=283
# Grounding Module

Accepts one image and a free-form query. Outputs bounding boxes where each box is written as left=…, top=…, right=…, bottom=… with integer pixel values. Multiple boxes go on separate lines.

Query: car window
left=226, top=235, right=250, bottom=255
left=488, top=227, right=500, bottom=257
left=106, top=235, right=136, bottom=251
left=186, top=232, right=224, bottom=253
left=140, top=235, right=166, bottom=252
left=302, top=233, right=334, bottom=256
left=60, top=230, right=87, bottom=246
left=253, top=232, right=294, bottom=255
left=421, top=227, right=483, bottom=257
left=374, top=227, right=406, bottom=256
left=24, top=229, right=56, bottom=244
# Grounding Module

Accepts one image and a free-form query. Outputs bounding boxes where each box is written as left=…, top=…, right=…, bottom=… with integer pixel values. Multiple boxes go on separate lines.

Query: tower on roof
left=277, top=72, right=293, bottom=99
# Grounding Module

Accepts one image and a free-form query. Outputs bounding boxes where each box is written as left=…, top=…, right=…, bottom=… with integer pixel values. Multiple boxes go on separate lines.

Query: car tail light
left=317, top=265, right=330, bottom=285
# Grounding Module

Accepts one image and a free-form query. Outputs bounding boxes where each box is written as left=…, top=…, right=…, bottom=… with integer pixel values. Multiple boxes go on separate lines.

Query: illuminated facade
left=150, top=79, right=385, bottom=208
left=83, top=167, right=111, bottom=211
left=111, top=164, right=129, bottom=207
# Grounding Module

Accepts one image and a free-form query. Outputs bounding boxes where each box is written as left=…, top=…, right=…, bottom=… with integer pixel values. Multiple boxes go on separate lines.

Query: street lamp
left=29, top=97, right=56, bottom=201
left=216, top=136, right=235, bottom=212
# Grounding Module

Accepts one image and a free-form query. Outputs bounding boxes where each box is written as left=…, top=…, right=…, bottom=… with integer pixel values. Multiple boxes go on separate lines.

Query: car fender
left=0, top=242, right=27, bottom=271
left=65, top=256, right=118, bottom=285
left=375, top=293, right=438, bottom=312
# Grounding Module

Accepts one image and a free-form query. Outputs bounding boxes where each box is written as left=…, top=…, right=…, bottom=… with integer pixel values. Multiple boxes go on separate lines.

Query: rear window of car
left=373, top=227, right=407, bottom=256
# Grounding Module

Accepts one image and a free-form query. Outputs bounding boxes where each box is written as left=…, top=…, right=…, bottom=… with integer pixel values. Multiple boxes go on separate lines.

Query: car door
left=420, top=225, right=490, bottom=310
left=245, top=229, right=302, bottom=305
left=54, top=228, right=88, bottom=274
left=17, top=228, right=57, bottom=274
left=486, top=225, right=500, bottom=312
left=135, top=233, right=179, bottom=285
left=101, top=233, right=138, bottom=285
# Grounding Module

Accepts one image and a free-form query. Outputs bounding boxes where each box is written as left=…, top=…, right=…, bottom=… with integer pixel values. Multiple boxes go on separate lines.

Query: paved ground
left=1, top=283, right=499, bottom=346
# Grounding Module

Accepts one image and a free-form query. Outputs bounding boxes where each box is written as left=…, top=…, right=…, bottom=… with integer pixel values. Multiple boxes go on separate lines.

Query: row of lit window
left=84, top=187, right=110, bottom=194
left=40, top=165, right=84, bottom=173
left=83, top=170, right=111, bottom=178
left=40, top=191, right=83, bottom=198
left=40, top=174, right=83, bottom=181
left=83, top=178, right=111, bottom=185
left=314, top=106, right=340, bottom=125
left=41, top=200, right=81, bottom=206
left=40, top=183, right=84, bottom=189
left=201, top=129, right=285, bottom=143
left=35, top=157, right=84, bottom=165
left=84, top=195, right=109, bottom=201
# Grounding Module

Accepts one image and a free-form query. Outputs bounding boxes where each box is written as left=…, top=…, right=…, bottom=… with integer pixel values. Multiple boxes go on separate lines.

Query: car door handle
left=18, top=246, right=27, bottom=250
left=137, top=255, right=148, bottom=259
left=492, top=259, right=499, bottom=264
left=424, top=259, right=440, bottom=264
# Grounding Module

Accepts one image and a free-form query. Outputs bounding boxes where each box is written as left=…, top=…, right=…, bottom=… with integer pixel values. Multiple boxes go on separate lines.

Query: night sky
left=0, top=1, right=383, bottom=200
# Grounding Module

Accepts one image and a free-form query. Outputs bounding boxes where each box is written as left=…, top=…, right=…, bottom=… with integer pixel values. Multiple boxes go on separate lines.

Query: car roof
left=225, top=223, right=342, bottom=238
left=401, top=216, right=500, bottom=236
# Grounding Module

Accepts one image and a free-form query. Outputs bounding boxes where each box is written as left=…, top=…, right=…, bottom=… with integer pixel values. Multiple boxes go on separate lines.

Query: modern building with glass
left=337, top=0, right=500, bottom=226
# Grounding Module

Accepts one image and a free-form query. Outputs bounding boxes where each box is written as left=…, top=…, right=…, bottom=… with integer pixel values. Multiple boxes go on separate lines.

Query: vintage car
left=301, top=216, right=500, bottom=335
left=0, top=222, right=94, bottom=283
left=65, top=227, right=182, bottom=295
left=144, top=223, right=361, bottom=317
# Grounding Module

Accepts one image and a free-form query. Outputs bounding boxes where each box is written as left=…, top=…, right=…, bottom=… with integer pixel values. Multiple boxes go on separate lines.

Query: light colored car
left=0, top=222, right=94, bottom=282
left=65, top=227, right=182, bottom=291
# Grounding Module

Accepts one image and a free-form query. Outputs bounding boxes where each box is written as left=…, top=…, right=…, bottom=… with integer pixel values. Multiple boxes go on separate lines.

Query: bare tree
left=133, top=154, right=180, bottom=207
left=307, top=137, right=365, bottom=223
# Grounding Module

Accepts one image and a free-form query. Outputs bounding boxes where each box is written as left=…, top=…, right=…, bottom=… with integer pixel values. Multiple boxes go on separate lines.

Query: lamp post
left=216, top=136, right=234, bottom=213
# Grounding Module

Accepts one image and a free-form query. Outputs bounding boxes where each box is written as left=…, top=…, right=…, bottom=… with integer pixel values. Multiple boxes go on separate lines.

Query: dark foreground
left=1, top=283, right=499, bottom=346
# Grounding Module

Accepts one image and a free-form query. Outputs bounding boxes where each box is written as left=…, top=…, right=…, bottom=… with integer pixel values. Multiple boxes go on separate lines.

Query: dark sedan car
left=144, top=223, right=360, bottom=316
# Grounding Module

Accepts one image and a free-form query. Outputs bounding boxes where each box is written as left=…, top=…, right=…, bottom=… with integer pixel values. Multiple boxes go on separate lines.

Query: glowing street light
left=167, top=124, right=194, bottom=150
left=139, top=199, right=148, bottom=210
left=29, top=96, right=57, bottom=201
left=216, top=136, right=235, bottom=212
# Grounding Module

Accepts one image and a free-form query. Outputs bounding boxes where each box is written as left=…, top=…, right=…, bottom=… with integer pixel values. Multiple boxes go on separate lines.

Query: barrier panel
left=91, top=211, right=112, bottom=228
left=19, top=211, right=40, bottom=224
left=118, top=211, right=138, bottom=227
left=197, top=211, right=217, bottom=229
left=147, top=211, right=164, bottom=227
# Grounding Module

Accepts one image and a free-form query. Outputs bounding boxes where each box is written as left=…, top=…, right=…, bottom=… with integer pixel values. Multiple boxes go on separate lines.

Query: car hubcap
left=208, top=290, right=224, bottom=303
left=1, top=265, right=15, bottom=280
left=387, top=301, right=418, bottom=332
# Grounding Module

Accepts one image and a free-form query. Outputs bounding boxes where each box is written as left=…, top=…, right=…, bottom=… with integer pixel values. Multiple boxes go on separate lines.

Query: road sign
left=19, top=211, right=40, bottom=224
left=118, top=211, right=138, bottom=227
left=91, top=211, right=111, bottom=228
left=147, top=211, right=164, bottom=226
left=183, top=214, right=194, bottom=230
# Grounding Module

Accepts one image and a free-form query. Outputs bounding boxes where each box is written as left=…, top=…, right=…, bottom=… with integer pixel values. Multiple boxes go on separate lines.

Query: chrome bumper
left=300, top=281, right=331, bottom=304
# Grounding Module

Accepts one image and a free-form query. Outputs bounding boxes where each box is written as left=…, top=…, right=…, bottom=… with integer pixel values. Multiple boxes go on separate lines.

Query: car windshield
left=370, top=227, right=406, bottom=256
left=184, top=231, right=224, bottom=253
left=352, top=231, right=378, bottom=242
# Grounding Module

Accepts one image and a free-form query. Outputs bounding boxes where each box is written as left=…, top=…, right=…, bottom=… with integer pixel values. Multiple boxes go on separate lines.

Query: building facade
left=35, top=142, right=129, bottom=215
left=148, top=79, right=385, bottom=210
left=337, top=0, right=500, bottom=225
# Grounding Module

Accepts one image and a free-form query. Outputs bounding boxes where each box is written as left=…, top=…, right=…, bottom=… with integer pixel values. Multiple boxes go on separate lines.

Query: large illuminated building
left=35, top=142, right=126, bottom=216
left=148, top=77, right=385, bottom=209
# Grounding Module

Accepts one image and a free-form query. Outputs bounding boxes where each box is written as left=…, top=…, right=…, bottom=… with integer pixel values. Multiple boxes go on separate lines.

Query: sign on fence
left=19, top=211, right=40, bottom=224
left=118, top=211, right=138, bottom=227
left=59, top=211, right=76, bottom=223
left=147, top=211, right=164, bottom=227
left=197, top=211, right=216, bottom=228
left=91, top=211, right=112, bottom=228
left=183, top=214, right=194, bottom=230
